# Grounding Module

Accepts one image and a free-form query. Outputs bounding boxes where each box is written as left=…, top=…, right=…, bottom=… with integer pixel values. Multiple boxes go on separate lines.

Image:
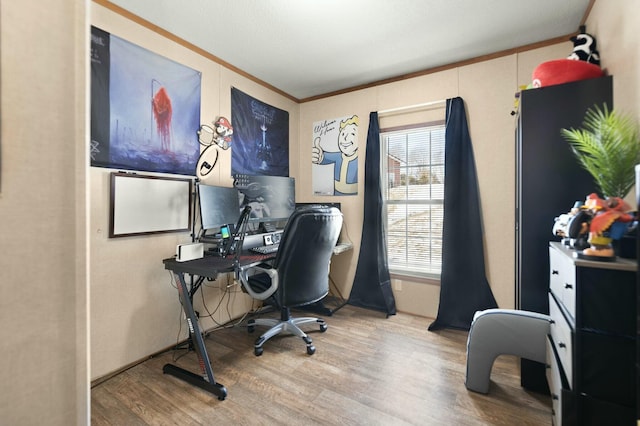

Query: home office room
left=2, top=0, right=639, bottom=425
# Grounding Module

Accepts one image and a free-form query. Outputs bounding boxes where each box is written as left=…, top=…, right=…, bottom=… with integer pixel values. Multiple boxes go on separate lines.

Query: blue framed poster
left=91, top=26, right=201, bottom=176
left=231, top=87, right=289, bottom=177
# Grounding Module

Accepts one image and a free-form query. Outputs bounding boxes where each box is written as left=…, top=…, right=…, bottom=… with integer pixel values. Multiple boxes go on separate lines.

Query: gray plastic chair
left=465, top=308, right=551, bottom=394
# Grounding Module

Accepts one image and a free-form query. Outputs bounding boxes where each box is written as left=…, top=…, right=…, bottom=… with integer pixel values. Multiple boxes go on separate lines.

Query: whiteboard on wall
left=109, top=172, right=192, bottom=237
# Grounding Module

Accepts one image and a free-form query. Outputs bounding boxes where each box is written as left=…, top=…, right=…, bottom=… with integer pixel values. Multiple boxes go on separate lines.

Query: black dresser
left=547, top=242, right=637, bottom=425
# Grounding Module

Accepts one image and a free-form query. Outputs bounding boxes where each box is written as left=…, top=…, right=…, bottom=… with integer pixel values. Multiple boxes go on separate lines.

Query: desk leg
left=162, top=272, right=227, bottom=401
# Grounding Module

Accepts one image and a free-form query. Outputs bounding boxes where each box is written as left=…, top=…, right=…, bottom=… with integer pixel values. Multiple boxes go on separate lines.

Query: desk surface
left=163, top=252, right=273, bottom=278
left=164, top=242, right=353, bottom=278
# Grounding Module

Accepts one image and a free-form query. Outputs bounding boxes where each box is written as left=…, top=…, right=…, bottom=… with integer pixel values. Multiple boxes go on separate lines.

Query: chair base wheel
left=247, top=313, right=327, bottom=356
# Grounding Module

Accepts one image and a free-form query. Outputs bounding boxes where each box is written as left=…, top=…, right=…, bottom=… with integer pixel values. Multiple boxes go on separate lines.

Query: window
left=381, top=122, right=445, bottom=279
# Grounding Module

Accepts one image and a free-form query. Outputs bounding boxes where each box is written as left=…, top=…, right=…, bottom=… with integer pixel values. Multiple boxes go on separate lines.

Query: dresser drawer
left=546, top=337, right=562, bottom=425
left=578, top=393, right=635, bottom=426
left=578, top=331, right=636, bottom=407
left=577, top=267, right=636, bottom=336
left=546, top=337, right=576, bottom=426
left=549, top=246, right=576, bottom=318
left=549, top=294, right=573, bottom=387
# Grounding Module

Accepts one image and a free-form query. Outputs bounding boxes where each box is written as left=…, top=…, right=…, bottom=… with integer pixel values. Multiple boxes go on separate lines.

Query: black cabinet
left=515, top=76, right=613, bottom=392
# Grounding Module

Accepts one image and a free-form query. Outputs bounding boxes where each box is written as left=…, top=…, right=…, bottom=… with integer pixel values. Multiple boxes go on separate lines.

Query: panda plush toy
left=531, top=25, right=603, bottom=88
left=567, top=25, right=600, bottom=65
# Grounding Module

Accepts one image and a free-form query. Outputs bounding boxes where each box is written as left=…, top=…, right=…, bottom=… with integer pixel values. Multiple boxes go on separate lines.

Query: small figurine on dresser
left=578, top=193, right=634, bottom=260
left=553, top=201, right=591, bottom=250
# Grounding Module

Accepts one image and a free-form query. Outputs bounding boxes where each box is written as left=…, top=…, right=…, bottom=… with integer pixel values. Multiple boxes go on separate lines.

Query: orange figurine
left=582, top=193, right=634, bottom=258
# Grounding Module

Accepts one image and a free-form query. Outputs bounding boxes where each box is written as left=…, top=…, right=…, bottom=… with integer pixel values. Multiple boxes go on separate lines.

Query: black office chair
left=238, top=206, right=343, bottom=356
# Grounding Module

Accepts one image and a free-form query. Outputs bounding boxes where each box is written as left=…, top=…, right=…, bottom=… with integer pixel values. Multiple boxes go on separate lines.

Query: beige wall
left=90, top=4, right=299, bottom=380
left=588, top=0, right=640, bottom=115
left=586, top=0, right=640, bottom=210
left=0, top=0, right=89, bottom=424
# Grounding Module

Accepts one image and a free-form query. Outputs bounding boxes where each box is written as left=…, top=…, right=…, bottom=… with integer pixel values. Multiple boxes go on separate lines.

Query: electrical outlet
left=393, top=281, right=402, bottom=292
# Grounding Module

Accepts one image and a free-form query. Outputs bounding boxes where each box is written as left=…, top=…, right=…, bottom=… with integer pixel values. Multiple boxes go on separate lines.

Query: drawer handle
left=564, top=283, right=573, bottom=289
left=552, top=270, right=559, bottom=275
left=552, top=394, right=559, bottom=401
left=559, top=342, right=566, bottom=348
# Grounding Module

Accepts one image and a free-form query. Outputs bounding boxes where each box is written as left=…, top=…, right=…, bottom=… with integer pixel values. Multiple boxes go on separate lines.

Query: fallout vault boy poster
left=312, top=115, right=359, bottom=196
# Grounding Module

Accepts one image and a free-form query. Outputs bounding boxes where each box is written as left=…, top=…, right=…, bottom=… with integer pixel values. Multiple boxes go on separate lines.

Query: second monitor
left=198, top=183, right=241, bottom=232
left=234, top=175, right=296, bottom=225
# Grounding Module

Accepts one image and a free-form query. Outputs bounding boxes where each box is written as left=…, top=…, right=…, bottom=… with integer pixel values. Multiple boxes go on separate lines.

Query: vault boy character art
left=311, top=115, right=359, bottom=195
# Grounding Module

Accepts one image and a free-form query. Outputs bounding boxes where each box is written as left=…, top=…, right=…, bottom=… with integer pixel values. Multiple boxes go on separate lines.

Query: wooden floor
left=91, top=305, right=551, bottom=425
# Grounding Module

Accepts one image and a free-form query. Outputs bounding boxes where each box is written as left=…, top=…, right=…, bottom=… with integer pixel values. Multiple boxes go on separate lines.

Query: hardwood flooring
left=91, top=305, right=551, bottom=425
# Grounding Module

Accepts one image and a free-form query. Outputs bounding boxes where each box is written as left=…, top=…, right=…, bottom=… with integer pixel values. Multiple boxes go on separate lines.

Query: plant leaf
left=561, top=104, right=640, bottom=198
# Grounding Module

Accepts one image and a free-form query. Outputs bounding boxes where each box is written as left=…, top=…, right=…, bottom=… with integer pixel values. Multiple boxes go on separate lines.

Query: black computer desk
left=162, top=251, right=274, bottom=401
left=162, top=242, right=352, bottom=400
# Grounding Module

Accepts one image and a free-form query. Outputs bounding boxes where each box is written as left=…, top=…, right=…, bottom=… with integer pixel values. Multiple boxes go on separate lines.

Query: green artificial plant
left=561, top=104, right=640, bottom=198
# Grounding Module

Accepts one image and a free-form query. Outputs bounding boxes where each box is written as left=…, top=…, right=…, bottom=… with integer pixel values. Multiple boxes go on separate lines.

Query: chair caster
left=303, top=336, right=316, bottom=355
left=319, top=323, right=328, bottom=332
left=254, top=347, right=263, bottom=356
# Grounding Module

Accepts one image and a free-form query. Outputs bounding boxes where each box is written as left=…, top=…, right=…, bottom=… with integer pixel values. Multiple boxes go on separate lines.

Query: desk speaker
left=176, top=243, right=204, bottom=262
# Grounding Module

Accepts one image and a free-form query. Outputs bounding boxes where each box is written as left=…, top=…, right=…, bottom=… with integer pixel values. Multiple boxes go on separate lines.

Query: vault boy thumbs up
left=311, top=137, right=324, bottom=164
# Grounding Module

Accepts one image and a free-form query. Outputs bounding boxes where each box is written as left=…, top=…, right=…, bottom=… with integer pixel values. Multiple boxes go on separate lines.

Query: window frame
left=380, top=120, right=446, bottom=281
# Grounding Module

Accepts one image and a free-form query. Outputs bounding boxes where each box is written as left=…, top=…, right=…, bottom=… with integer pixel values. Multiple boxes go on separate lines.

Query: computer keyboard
left=250, top=244, right=279, bottom=255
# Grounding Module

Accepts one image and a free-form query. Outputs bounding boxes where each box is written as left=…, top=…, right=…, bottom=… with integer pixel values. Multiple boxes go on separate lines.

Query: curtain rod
left=378, top=99, right=446, bottom=116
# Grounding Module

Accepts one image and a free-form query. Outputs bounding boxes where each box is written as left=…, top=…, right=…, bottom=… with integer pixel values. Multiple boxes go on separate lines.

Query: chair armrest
left=238, top=264, right=279, bottom=300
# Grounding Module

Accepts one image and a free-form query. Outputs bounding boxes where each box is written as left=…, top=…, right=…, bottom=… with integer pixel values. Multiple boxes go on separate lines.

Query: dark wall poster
left=91, top=26, right=201, bottom=176
left=231, top=87, right=289, bottom=177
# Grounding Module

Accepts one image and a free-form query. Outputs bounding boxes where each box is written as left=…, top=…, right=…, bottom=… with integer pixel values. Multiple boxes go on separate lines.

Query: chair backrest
left=272, top=206, right=343, bottom=307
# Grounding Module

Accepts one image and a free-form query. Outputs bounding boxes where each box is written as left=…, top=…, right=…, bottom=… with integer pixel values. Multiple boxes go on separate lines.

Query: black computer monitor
left=198, top=183, right=241, bottom=231
left=234, top=175, right=296, bottom=224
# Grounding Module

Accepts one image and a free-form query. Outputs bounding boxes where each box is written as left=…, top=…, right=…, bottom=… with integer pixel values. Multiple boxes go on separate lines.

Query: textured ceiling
left=108, top=0, right=592, bottom=101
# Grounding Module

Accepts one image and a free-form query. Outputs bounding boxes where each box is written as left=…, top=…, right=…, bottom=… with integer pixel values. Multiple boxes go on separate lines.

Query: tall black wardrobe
left=515, top=75, right=613, bottom=392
